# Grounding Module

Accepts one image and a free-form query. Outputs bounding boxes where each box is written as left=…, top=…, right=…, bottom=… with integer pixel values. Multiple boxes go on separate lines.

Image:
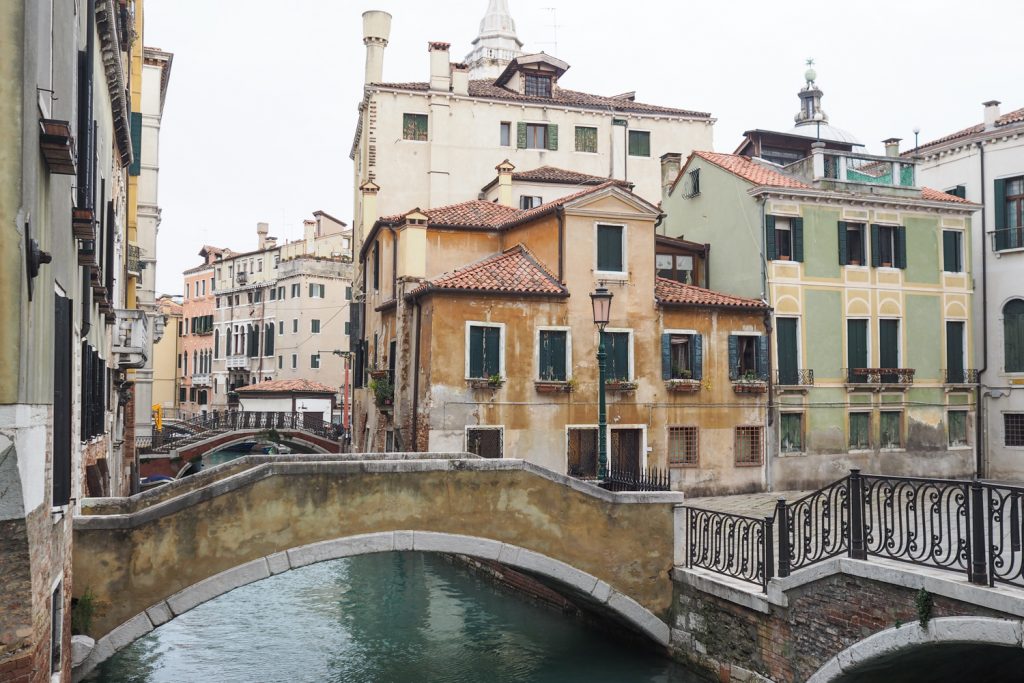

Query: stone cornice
left=749, top=187, right=979, bottom=215
left=95, top=0, right=133, bottom=167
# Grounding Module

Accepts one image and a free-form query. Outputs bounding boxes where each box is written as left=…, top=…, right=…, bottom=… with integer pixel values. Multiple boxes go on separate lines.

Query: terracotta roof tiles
left=908, top=106, right=1024, bottom=154
left=410, top=245, right=567, bottom=299
left=236, top=379, right=337, bottom=394
left=690, top=152, right=811, bottom=190
left=920, top=187, right=975, bottom=204
left=510, top=166, right=631, bottom=186
left=655, top=277, right=768, bottom=309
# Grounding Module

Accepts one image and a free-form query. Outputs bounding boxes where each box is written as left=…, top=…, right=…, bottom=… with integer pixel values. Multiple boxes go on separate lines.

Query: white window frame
left=594, top=221, right=628, bottom=278
left=609, top=424, right=649, bottom=470
left=627, top=128, right=652, bottom=157
left=464, top=425, right=504, bottom=458
left=942, top=229, right=965, bottom=274
left=311, top=353, right=320, bottom=369
left=522, top=121, right=550, bottom=150
left=599, top=327, right=634, bottom=381
left=535, top=326, right=572, bottom=381
left=465, top=321, right=506, bottom=380
left=664, top=328, right=699, bottom=378
left=574, top=125, right=599, bottom=154
left=401, top=111, right=430, bottom=143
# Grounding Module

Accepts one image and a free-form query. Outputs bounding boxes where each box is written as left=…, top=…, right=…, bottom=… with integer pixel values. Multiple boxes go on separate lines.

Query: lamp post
left=590, top=287, right=613, bottom=480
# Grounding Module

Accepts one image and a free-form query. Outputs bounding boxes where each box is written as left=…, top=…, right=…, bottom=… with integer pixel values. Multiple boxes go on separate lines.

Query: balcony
left=192, top=374, right=211, bottom=387
left=944, top=369, right=979, bottom=386
left=993, top=228, right=1024, bottom=252
left=776, top=369, right=815, bottom=391
left=789, top=148, right=917, bottom=192
left=226, top=355, right=250, bottom=370
left=112, top=309, right=149, bottom=369
left=845, top=367, right=915, bottom=389
left=126, top=244, right=141, bottom=276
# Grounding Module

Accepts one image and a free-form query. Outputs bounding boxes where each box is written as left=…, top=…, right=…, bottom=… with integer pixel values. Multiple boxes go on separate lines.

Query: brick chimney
left=429, top=42, right=451, bottom=92
left=983, top=100, right=1001, bottom=130
left=495, top=159, right=515, bottom=207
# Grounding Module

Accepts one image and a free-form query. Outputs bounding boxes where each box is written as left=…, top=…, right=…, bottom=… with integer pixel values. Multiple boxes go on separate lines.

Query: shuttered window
left=871, top=224, right=906, bottom=268
left=946, top=321, right=964, bottom=382
left=943, top=230, right=963, bottom=272
left=780, top=413, right=804, bottom=453
left=881, top=411, right=902, bottom=448
left=727, top=335, right=768, bottom=380
left=661, top=333, right=702, bottom=380
left=849, top=413, right=870, bottom=449
left=521, top=123, right=556, bottom=150
left=538, top=330, right=568, bottom=381
left=264, top=323, right=275, bottom=356
left=628, top=130, right=650, bottom=157
left=567, top=427, right=598, bottom=477
left=468, top=325, right=501, bottom=378
left=776, top=318, right=799, bottom=385
left=53, top=293, right=72, bottom=507
left=948, top=410, right=968, bottom=447
left=1004, top=300, right=1024, bottom=372
left=847, top=319, right=868, bottom=382
left=602, top=331, right=630, bottom=381
left=575, top=126, right=597, bottom=153
left=596, top=224, right=624, bottom=272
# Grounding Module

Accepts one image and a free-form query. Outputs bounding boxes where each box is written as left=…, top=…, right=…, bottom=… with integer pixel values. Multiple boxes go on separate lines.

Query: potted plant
left=369, top=376, right=394, bottom=410
left=605, top=378, right=638, bottom=391
left=535, top=377, right=573, bottom=393
left=733, top=370, right=767, bottom=393
left=487, top=373, right=504, bottom=388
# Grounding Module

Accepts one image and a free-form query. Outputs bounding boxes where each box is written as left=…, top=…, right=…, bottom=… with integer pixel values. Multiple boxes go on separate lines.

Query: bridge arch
left=200, top=433, right=332, bottom=456
left=74, top=531, right=669, bottom=679
left=807, top=616, right=1024, bottom=683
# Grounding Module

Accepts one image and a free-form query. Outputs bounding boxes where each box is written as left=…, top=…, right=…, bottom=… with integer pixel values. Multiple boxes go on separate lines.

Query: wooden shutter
left=727, top=335, right=739, bottom=380
left=692, top=334, right=703, bottom=381
left=943, top=231, right=959, bottom=272
left=870, top=224, right=881, bottom=267
left=837, top=221, right=848, bottom=265
left=53, top=293, right=72, bottom=507
left=483, top=327, right=500, bottom=377
left=80, top=342, right=91, bottom=441
left=792, top=217, right=804, bottom=262
left=1005, top=301, right=1024, bottom=372
left=765, top=215, right=777, bottom=261
left=597, top=225, right=622, bottom=271
left=469, top=326, right=484, bottom=378
left=661, top=334, right=672, bottom=380
left=517, top=122, right=527, bottom=149
left=214, top=328, right=220, bottom=358
left=995, top=179, right=1008, bottom=231
left=129, top=111, right=142, bottom=176
left=946, top=321, right=964, bottom=379
left=776, top=318, right=798, bottom=384
left=879, top=319, right=899, bottom=369
left=546, top=124, right=558, bottom=151
left=847, top=320, right=867, bottom=376
left=756, top=336, right=770, bottom=380
left=539, top=331, right=567, bottom=381
left=896, top=226, right=907, bottom=269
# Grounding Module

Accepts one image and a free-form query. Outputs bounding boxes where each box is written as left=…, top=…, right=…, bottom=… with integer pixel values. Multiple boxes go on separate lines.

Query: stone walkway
left=684, top=490, right=814, bottom=518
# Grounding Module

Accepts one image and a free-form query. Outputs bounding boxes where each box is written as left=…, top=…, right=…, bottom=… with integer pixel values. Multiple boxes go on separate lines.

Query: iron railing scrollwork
left=943, top=368, right=980, bottom=384
left=684, top=507, right=774, bottom=591
left=775, top=368, right=814, bottom=386
left=777, top=475, right=850, bottom=576
left=138, top=410, right=340, bottom=454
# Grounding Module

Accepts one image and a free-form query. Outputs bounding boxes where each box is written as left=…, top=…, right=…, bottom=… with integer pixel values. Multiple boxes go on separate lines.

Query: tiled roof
left=410, top=245, right=567, bottom=299
left=908, top=106, right=1024, bottom=154
left=373, top=80, right=711, bottom=118
left=655, top=277, right=768, bottom=309
left=511, top=166, right=630, bottom=186
left=379, top=200, right=521, bottom=229
left=920, top=187, right=975, bottom=204
left=688, top=152, right=811, bottom=190
left=236, top=379, right=337, bottom=394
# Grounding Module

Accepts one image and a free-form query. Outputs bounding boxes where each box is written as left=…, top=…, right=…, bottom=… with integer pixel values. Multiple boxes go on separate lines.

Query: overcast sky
left=146, top=0, right=1021, bottom=294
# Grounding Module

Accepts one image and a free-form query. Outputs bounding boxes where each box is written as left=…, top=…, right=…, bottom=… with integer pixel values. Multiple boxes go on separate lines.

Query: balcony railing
left=191, top=373, right=211, bottom=387
left=944, top=369, right=979, bottom=385
left=776, top=368, right=814, bottom=386
left=126, top=244, right=141, bottom=275
left=993, top=228, right=1024, bottom=252
left=112, top=309, right=149, bottom=369
left=821, top=151, right=915, bottom=188
left=844, top=367, right=915, bottom=386
left=226, top=355, right=249, bottom=369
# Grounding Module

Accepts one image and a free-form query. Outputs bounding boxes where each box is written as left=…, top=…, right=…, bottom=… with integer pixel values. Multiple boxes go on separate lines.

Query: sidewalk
left=684, top=490, right=814, bottom=518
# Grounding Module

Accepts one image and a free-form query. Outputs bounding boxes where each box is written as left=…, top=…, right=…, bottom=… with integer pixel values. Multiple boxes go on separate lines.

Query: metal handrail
left=683, top=506, right=774, bottom=592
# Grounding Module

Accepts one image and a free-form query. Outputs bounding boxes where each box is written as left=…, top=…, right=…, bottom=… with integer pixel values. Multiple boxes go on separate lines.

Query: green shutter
left=870, top=224, right=881, bottom=267
left=661, top=334, right=672, bottom=380
left=1005, top=301, right=1024, bottom=372
left=776, top=318, right=798, bottom=384
left=727, top=335, right=739, bottom=380
left=896, top=226, right=907, bottom=269
left=546, top=124, right=558, bottom=151
left=994, top=178, right=1008, bottom=250
left=129, top=111, right=142, bottom=176
left=597, top=225, right=622, bottom=271
left=469, top=326, right=484, bottom=377
left=792, top=217, right=804, bottom=262
left=692, top=334, right=703, bottom=381
left=946, top=321, right=964, bottom=378
left=483, top=327, right=500, bottom=377
left=943, top=231, right=958, bottom=272
left=615, top=333, right=628, bottom=380
left=551, top=331, right=566, bottom=381
left=847, top=320, right=867, bottom=377
left=517, top=122, right=527, bottom=149
left=765, top=215, right=777, bottom=261
left=756, top=336, right=769, bottom=381
left=214, top=329, right=219, bottom=358
left=838, top=221, right=848, bottom=265
left=879, top=319, right=899, bottom=369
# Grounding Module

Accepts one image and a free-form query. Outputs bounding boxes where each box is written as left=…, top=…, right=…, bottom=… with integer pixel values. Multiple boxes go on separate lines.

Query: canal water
left=88, top=552, right=702, bottom=683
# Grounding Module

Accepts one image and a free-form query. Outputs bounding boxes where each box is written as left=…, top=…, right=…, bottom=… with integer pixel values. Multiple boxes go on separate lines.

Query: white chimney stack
left=983, top=100, right=1001, bottom=131
left=362, top=10, right=392, bottom=85
left=429, top=42, right=451, bottom=92
left=257, top=222, right=269, bottom=249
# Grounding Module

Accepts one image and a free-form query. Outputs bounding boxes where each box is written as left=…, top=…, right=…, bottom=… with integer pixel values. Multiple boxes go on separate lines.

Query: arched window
left=1005, top=299, right=1024, bottom=372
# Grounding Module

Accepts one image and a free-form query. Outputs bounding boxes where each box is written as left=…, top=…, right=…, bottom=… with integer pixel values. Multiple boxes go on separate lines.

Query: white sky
left=146, top=0, right=1022, bottom=294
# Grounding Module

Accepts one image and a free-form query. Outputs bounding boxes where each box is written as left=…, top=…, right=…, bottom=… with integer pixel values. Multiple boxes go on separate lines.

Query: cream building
left=152, top=295, right=182, bottom=417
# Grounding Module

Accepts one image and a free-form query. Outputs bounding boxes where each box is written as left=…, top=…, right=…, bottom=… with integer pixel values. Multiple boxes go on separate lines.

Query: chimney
left=451, top=62, right=469, bottom=96
left=882, top=138, right=901, bottom=158
left=660, top=153, right=682, bottom=196
left=359, top=180, right=380, bottom=244
left=303, top=219, right=317, bottom=250
left=257, top=222, right=269, bottom=249
left=429, top=42, right=451, bottom=92
left=983, top=100, right=1001, bottom=130
left=495, top=159, right=515, bottom=207
left=362, top=10, right=392, bottom=85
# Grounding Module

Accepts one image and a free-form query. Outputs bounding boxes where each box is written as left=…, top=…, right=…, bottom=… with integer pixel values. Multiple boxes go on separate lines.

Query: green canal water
left=88, top=552, right=703, bottom=683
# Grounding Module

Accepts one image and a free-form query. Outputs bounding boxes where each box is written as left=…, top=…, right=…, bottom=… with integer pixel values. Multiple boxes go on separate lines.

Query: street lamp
left=590, top=287, right=613, bottom=480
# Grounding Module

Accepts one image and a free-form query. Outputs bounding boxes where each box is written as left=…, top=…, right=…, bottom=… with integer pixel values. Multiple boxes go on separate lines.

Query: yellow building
left=152, top=296, right=182, bottom=418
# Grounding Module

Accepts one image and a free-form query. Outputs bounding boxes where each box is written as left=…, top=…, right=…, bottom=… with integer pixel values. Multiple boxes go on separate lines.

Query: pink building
left=179, top=246, right=224, bottom=416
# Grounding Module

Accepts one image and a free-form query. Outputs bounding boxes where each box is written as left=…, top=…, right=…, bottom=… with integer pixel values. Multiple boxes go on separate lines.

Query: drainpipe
left=975, top=141, right=988, bottom=479
left=388, top=226, right=398, bottom=300
left=703, top=243, right=711, bottom=289
left=556, top=206, right=565, bottom=282
left=764, top=309, right=774, bottom=492
left=411, top=299, right=422, bottom=450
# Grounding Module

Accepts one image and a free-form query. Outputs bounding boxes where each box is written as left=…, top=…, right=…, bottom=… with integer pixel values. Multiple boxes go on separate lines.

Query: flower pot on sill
left=665, top=379, right=701, bottom=393
left=605, top=381, right=638, bottom=392
left=732, top=381, right=767, bottom=394
left=535, top=381, right=572, bottom=393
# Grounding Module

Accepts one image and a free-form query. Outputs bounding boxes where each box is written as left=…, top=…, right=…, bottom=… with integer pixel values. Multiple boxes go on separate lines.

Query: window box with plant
left=467, top=374, right=504, bottom=390
left=535, top=378, right=575, bottom=393
left=728, top=334, right=769, bottom=393
left=604, top=378, right=638, bottom=392
left=732, top=372, right=768, bottom=393
left=370, top=376, right=394, bottom=411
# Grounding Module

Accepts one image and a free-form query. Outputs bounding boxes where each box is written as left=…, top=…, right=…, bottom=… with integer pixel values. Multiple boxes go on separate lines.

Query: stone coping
left=672, top=556, right=1024, bottom=618
left=76, top=457, right=685, bottom=528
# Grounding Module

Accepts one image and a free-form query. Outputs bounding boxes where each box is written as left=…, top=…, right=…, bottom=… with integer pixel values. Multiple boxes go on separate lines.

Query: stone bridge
left=72, top=454, right=683, bottom=678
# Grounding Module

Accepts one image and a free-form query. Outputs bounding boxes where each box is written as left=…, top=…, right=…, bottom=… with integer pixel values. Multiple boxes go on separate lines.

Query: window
left=688, top=169, right=700, bottom=196
left=849, top=412, right=870, bottom=449
left=776, top=318, right=799, bottom=385
left=524, top=73, right=552, bottom=97
left=51, top=583, right=63, bottom=674
left=519, top=195, right=542, bottom=210
left=372, top=242, right=380, bottom=290
left=656, top=253, right=693, bottom=283
left=668, top=426, right=698, bottom=466
left=311, top=319, right=321, bottom=334
left=402, top=113, right=428, bottom=141
left=292, top=319, right=298, bottom=334
left=995, top=177, right=1024, bottom=250
left=278, top=356, right=283, bottom=369
left=269, top=288, right=277, bottom=301
left=943, top=230, right=963, bottom=272
left=662, top=333, right=702, bottom=380
left=500, top=121, right=511, bottom=146
left=179, top=387, right=186, bottom=402
left=311, top=354, right=320, bottom=369
left=291, top=283, right=300, bottom=298
left=575, top=125, right=597, bottom=153
left=628, top=130, right=650, bottom=157
left=210, top=276, right=215, bottom=291
left=596, top=223, right=624, bottom=272
left=274, top=253, right=280, bottom=269
left=847, top=319, right=868, bottom=381
left=466, top=427, right=503, bottom=458
left=880, top=411, right=902, bottom=449
left=525, top=123, right=548, bottom=149
left=602, top=331, right=630, bottom=381
left=185, top=283, right=190, bottom=299
left=258, top=261, right=263, bottom=272
left=177, top=353, right=182, bottom=369
left=946, top=321, right=965, bottom=383
left=946, top=185, right=967, bottom=199
left=1004, top=300, right=1024, bottom=372
left=201, top=280, right=206, bottom=295
left=538, top=329, right=568, bottom=381
left=278, top=286, right=285, bottom=299
left=949, top=410, right=968, bottom=447
left=735, top=426, right=763, bottom=465
left=345, top=286, right=352, bottom=300
left=567, top=427, right=598, bottom=477
left=879, top=319, right=900, bottom=381
left=780, top=413, right=804, bottom=453
left=309, top=283, right=325, bottom=298
left=766, top=216, right=804, bottom=262
left=877, top=225, right=896, bottom=266
left=467, top=324, right=502, bottom=378
left=278, top=321, right=284, bottom=335
left=345, top=321, right=350, bottom=335
left=871, top=224, right=906, bottom=268
left=1006, top=414, right=1024, bottom=447
left=729, top=335, right=767, bottom=380
left=291, top=354, right=297, bottom=369
left=839, top=222, right=866, bottom=266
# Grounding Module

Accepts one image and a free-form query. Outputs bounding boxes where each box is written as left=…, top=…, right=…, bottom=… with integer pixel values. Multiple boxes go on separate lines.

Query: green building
left=660, top=72, right=980, bottom=490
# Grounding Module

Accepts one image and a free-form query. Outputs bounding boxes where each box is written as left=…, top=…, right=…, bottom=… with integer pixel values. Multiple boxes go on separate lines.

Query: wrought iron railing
left=684, top=507, right=774, bottom=591
left=138, top=410, right=339, bottom=454
left=599, top=462, right=671, bottom=492
left=777, top=476, right=850, bottom=575
left=776, top=368, right=814, bottom=386
left=993, top=228, right=1024, bottom=252
left=844, top=367, right=916, bottom=385
left=943, top=368, right=980, bottom=384
left=988, top=483, right=1024, bottom=588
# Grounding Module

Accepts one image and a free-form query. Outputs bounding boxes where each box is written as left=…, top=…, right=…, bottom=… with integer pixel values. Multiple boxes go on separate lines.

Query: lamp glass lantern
left=590, top=287, right=613, bottom=330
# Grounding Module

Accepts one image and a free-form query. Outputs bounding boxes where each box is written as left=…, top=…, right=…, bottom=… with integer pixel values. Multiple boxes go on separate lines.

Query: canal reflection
left=90, top=552, right=703, bottom=683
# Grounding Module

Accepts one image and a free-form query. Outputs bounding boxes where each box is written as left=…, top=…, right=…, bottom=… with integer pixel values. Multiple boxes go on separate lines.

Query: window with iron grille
left=524, top=74, right=552, bottom=97
left=668, top=426, right=698, bottom=466
left=735, top=426, right=763, bottom=465
left=402, top=113, right=428, bottom=141
left=575, top=126, right=597, bottom=153
left=780, top=413, right=803, bottom=453
left=466, top=427, right=502, bottom=458
left=1005, top=414, right=1024, bottom=447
